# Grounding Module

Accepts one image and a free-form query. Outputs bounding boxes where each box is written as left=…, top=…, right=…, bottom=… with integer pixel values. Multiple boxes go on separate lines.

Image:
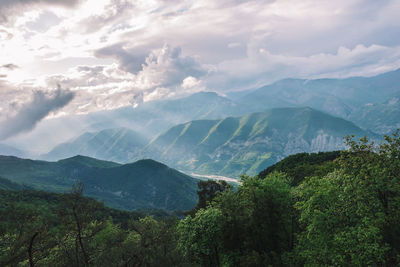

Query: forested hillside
left=0, top=156, right=198, bottom=211
left=2, top=132, right=399, bottom=266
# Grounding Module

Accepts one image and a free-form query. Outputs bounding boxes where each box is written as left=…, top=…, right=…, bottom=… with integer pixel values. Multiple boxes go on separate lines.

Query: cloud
left=95, top=43, right=148, bottom=73
left=134, top=44, right=207, bottom=89
left=1, top=63, right=19, bottom=70
left=0, top=0, right=83, bottom=24
left=207, top=44, right=400, bottom=91
left=0, top=63, right=19, bottom=79
left=1, top=0, right=400, bottom=115
left=0, top=87, right=75, bottom=140
left=78, top=0, right=135, bottom=33
left=45, top=44, right=207, bottom=112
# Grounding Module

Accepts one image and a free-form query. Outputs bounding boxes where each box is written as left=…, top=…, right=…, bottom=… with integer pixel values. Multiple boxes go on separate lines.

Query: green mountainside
left=0, top=176, right=31, bottom=190
left=0, top=155, right=198, bottom=211
left=43, top=127, right=148, bottom=162
left=143, top=107, right=376, bottom=177
left=239, top=69, right=400, bottom=133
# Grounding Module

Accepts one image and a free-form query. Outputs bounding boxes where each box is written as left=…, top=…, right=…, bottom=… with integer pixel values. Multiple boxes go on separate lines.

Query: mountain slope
left=348, top=92, right=400, bottom=134
left=43, top=128, right=148, bottom=162
left=0, top=144, right=25, bottom=157
left=238, top=69, right=400, bottom=132
left=143, top=107, right=377, bottom=177
left=0, top=176, right=30, bottom=190
left=8, top=91, right=244, bottom=155
left=0, top=155, right=198, bottom=211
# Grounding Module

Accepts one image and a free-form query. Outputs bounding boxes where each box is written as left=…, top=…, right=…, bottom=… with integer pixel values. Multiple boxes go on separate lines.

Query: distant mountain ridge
left=0, top=144, right=26, bottom=158
left=0, top=155, right=198, bottom=211
left=43, top=127, right=148, bottom=162
left=8, top=91, right=244, bottom=154
left=142, top=107, right=377, bottom=177
left=239, top=69, right=400, bottom=133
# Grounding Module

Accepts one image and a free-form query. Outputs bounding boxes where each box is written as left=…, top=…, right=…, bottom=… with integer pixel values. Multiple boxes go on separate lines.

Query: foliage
left=185, top=180, right=233, bottom=216
left=294, top=132, right=400, bottom=265
left=178, top=208, right=224, bottom=267
left=0, top=185, right=183, bottom=266
left=1, top=131, right=400, bottom=266
left=258, top=151, right=341, bottom=185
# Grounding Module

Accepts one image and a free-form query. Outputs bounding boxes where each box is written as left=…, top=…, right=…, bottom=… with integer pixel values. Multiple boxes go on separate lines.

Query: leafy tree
left=128, top=216, right=183, bottom=267
left=215, top=174, right=294, bottom=266
left=259, top=151, right=340, bottom=186
left=178, top=207, right=224, bottom=267
left=186, top=180, right=232, bottom=216
left=55, top=182, right=108, bottom=266
left=295, top=132, right=400, bottom=265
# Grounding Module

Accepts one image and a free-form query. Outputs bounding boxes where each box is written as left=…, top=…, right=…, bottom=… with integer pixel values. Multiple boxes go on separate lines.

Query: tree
left=186, top=180, right=232, bottom=216
left=295, top=132, right=400, bottom=265
left=55, top=182, right=107, bottom=266
left=215, top=174, right=294, bottom=266
left=178, top=207, right=224, bottom=267
left=0, top=195, right=57, bottom=267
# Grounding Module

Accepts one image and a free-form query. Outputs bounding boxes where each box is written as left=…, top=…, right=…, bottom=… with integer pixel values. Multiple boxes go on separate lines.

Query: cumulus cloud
left=45, top=44, right=208, bottom=112
left=0, top=87, right=74, bottom=140
left=134, top=45, right=206, bottom=89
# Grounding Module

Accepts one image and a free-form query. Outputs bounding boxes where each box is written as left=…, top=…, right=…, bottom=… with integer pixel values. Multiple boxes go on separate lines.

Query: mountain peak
left=57, top=155, right=120, bottom=168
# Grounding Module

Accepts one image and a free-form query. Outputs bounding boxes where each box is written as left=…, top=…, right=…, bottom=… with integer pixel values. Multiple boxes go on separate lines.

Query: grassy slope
left=144, top=107, right=376, bottom=177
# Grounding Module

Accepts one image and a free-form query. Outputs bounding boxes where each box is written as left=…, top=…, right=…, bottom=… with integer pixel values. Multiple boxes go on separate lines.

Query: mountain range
left=1, top=69, right=399, bottom=181
left=39, top=107, right=376, bottom=177
left=7, top=91, right=244, bottom=154
left=239, top=69, right=400, bottom=133
left=0, top=155, right=198, bottom=211
left=142, top=107, right=375, bottom=177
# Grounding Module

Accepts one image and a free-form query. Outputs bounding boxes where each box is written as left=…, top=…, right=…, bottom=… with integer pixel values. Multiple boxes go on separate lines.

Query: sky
left=0, top=0, right=400, bottom=138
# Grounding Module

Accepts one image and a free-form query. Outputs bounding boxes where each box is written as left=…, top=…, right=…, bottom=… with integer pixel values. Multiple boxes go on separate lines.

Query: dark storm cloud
left=0, top=87, right=75, bottom=140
